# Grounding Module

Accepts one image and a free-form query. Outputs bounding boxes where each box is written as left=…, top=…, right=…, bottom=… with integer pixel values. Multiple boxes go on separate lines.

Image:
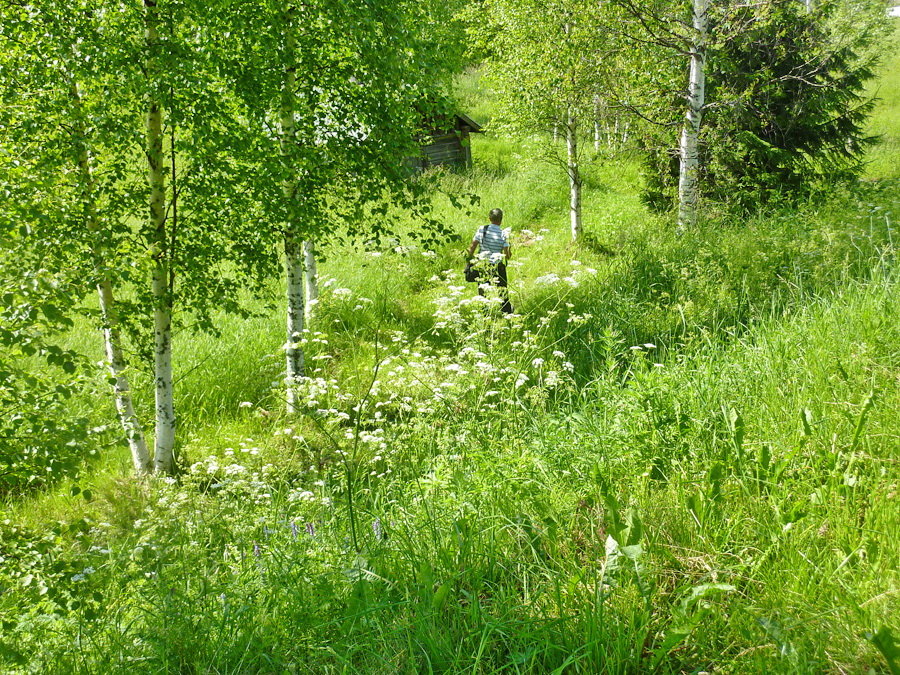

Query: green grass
left=3, top=263, right=897, bottom=672
left=2, top=22, right=899, bottom=675
left=865, top=21, right=900, bottom=180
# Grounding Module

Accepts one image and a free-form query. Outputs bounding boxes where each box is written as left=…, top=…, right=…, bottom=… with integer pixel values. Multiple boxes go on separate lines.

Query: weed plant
left=2, top=23, right=899, bottom=675
left=2, top=263, right=897, bottom=672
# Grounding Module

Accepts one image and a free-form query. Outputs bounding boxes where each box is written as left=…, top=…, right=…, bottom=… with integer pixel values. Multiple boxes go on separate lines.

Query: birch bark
left=70, top=82, right=151, bottom=474
left=566, top=109, right=582, bottom=242
left=144, top=0, right=176, bottom=473
left=98, top=279, right=152, bottom=473
left=280, top=4, right=305, bottom=412
left=303, top=238, right=318, bottom=324
left=285, top=235, right=305, bottom=414
left=677, top=0, right=708, bottom=230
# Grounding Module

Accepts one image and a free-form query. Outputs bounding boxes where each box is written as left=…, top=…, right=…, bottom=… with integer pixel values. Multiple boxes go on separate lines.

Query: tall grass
left=2, top=20, right=899, bottom=675
left=3, top=263, right=896, bottom=673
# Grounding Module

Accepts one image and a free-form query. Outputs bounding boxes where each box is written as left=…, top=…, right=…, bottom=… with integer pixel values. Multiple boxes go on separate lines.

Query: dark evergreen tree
left=703, top=0, right=879, bottom=207
left=639, top=0, right=884, bottom=212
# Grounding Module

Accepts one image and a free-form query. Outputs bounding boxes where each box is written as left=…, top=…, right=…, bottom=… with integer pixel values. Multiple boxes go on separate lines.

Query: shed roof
left=455, top=113, right=483, bottom=133
left=424, top=113, right=483, bottom=136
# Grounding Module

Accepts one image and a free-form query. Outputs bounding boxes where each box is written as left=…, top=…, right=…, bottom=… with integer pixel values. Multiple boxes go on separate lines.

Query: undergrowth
left=1, top=22, right=899, bottom=675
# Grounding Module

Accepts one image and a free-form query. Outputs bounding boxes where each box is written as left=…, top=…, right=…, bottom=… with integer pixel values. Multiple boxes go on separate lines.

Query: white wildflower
left=535, top=273, right=560, bottom=285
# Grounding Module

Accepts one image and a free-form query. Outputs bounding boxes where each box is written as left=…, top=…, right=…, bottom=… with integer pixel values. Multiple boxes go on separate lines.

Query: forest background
left=1, top=0, right=898, bottom=672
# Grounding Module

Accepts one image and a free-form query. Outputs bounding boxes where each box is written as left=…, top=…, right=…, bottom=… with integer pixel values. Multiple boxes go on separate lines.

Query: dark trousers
left=478, top=262, right=513, bottom=313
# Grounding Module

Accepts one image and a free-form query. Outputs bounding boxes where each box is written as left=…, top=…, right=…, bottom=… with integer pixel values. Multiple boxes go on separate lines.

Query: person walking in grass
left=467, top=207, right=513, bottom=314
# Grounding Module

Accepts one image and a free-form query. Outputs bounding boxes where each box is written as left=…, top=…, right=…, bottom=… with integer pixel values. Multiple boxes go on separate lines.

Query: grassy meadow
left=2, top=24, right=899, bottom=675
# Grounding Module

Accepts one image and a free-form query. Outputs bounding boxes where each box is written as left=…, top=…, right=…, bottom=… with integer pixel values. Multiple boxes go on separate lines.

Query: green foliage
left=1, top=5, right=899, bottom=673
left=477, top=0, right=615, bottom=134
left=0, top=239, right=96, bottom=494
left=703, top=0, right=882, bottom=206
left=640, top=0, right=889, bottom=211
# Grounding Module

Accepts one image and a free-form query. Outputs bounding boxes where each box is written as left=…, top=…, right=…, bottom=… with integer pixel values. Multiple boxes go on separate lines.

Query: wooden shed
left=411, top=113, right=483, bottom=171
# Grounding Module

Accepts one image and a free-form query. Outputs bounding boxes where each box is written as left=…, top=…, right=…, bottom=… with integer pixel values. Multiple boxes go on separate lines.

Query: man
left=466, top=208, right=513, bottom=313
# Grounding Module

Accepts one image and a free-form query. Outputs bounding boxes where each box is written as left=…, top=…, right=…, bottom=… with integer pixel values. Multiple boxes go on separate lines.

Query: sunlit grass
left=865, top=20, right=900, bottom=179
left=2, top=24, right=899, bottom=675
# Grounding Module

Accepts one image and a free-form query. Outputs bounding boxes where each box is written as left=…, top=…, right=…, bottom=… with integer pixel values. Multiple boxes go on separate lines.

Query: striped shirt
left=473, top=223, right=508, bottom=265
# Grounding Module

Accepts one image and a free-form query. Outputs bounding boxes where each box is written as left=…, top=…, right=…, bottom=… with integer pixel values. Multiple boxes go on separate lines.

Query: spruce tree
left=702, top=0, right=880, bottom=207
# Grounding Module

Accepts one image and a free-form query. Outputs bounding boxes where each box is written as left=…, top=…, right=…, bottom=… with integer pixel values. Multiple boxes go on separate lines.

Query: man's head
left=489, top=208, right=503, bottom=224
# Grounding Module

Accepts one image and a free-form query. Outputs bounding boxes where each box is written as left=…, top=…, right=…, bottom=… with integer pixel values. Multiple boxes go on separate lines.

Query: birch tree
left=132, top=0, right=285, bottom=470
left=605, top=0, right=718, bottom=226
left=0, top=1, right=153, bottom=473
left=1, top=0, right=280, bottom=475
left=142, top=0, right=177, bottom=471
left=204, top=0, right=457, bottom=412
left=677, top=0, right=708, bottom=229
left=278, top=3, right=306, bottom=411
left=476, top=0, right=621, bottom=241
left=72, top=82, right=152, bottom=473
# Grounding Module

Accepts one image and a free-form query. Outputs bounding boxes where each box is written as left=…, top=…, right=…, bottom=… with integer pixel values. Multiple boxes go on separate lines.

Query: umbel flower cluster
left=180, top=261, right=607, bottom=503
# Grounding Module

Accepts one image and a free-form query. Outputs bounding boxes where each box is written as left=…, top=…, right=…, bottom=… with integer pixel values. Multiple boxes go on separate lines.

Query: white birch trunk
left=593, top=96, right=601, bottom=152
left=145, top=0, right=176, bottom=473
left=151, top=267, right=175, bottom=474
left=70, top=82, right=151, bottom=475
left=677, top=0, right=708, bottom=230
left=566, top=110, right=582, bottom=242
left=285, top=237, right=305, bottom=413
left=303, top=238, right=318, bottom=324
left=98, top=279, right=152, bottom=473
left=281, top=4, right=305, bottom=412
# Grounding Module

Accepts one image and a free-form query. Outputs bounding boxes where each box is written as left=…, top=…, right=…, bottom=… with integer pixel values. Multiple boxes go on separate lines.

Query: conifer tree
left=701, top=0, right=882, bottom=206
